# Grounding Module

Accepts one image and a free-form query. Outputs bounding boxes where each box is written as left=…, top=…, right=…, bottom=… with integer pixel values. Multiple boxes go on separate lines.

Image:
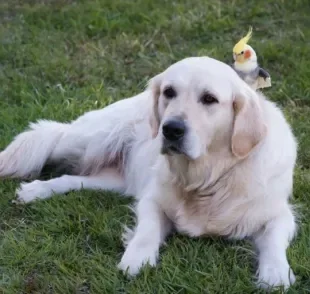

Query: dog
left=0, top=57, right=297, bottom=289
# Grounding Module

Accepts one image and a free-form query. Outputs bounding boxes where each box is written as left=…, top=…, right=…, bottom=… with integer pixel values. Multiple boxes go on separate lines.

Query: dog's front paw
left=257, top=261, right=296, bottom=289
left=118, top=239, right=158, bottom=276
left=15, top=180, right=53, bottom=204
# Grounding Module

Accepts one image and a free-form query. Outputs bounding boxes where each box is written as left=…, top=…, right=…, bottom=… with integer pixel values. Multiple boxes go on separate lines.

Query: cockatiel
left=232, top=27, right=271, bottom=90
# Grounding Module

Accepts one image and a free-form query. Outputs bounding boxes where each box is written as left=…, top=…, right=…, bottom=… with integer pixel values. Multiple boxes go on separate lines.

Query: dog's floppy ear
left=232, top=87, right=267, bottom=158
left=148, top=73, right=162, bottom=138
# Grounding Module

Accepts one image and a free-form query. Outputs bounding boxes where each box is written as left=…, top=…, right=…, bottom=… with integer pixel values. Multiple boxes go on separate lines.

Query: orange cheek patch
left=245, top=50, right=251, bottom=59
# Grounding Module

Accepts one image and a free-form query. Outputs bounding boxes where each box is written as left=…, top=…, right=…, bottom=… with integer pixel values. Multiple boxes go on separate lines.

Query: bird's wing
left=258, top=67, right=270, bottom=80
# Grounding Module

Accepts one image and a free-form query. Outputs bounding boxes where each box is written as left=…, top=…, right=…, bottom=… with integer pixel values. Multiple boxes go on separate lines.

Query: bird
left=231, top=27, right=271, bottom=90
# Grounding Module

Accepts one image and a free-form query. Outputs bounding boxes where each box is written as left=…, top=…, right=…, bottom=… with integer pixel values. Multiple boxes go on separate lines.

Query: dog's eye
left=201, top=93, right=218, bottom=105
left=163, top=87, right=177, bottom=99
left=241, top=51, right=244, bottom=54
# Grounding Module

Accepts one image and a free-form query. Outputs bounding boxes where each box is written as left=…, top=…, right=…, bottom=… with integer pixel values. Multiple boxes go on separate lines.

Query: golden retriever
left=0, top=57, right=297, bottom=289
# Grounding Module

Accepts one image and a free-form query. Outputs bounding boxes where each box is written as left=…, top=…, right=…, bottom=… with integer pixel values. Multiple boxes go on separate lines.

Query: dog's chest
left=157, top=185, right=214, bottom=236
left=159, top=180, right=259, bottom=239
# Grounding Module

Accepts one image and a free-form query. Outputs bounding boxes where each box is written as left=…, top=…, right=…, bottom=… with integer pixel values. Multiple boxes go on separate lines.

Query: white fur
left=0, top=57, right=297, bottom=289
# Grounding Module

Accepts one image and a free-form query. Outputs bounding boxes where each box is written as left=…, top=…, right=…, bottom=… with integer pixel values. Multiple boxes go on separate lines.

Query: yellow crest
left=233, top=27, right=252, bottom=54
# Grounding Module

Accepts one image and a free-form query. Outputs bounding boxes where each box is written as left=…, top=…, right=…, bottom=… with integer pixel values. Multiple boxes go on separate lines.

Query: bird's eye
left=240, top=51, right=244, bottom=54
left=163, top=86, right=177, bottom=99
left=201, top=92, right=218, bottom=105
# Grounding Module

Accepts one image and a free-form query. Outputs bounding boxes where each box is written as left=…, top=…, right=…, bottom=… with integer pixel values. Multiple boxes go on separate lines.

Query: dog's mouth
left=161, top=141, right=185, bottom=156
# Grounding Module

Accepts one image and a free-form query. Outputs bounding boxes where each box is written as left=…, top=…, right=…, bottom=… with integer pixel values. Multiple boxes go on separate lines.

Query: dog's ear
left=231, top=87, right=267, bottom=158
left=148, top=73, right=162, bottom=138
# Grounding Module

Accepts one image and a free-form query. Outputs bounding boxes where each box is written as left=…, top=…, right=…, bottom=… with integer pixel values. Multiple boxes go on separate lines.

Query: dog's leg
left=118, top=194, right=172, bottom=276
left=253, top=206, right=296, bottom=289
left=15, top=169, right=125, bottom=204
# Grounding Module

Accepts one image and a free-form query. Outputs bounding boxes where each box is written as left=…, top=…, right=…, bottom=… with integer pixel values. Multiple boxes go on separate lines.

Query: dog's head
left=149, top=57, right=267, bottom=160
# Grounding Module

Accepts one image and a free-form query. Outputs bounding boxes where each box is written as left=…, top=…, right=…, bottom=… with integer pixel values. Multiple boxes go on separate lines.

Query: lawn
left=0, top=0, right=309, bottom=293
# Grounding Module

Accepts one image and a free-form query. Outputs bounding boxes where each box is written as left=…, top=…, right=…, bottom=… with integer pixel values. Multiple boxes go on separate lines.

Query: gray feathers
left=231, top=63, right=271, bottom=90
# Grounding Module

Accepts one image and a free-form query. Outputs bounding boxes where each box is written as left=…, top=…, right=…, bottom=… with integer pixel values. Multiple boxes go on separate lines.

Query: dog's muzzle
left=161, top=118, right=187, bottom=154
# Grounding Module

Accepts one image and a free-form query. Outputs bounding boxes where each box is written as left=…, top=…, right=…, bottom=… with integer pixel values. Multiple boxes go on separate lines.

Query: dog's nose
left=162, top=119, right=186, bottom=141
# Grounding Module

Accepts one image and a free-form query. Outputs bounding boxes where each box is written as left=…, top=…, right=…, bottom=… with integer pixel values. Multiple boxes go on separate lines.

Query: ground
left=0, top=0, right=309, bottom=293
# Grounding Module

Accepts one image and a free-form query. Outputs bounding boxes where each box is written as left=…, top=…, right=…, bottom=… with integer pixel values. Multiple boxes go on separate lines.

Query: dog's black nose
left=162, top=119, right=186, bottom=141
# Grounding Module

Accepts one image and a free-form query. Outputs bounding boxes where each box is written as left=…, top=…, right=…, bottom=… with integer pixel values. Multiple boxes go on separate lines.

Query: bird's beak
left=235, top=54, right=244, bottom=63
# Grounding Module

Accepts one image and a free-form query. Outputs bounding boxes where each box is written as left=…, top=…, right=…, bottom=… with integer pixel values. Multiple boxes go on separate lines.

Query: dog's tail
left=0, top=120, right=69, bottom=179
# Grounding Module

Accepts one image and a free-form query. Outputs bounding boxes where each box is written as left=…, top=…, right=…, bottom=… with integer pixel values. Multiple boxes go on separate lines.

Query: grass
left=0, top=0, right=310, bottom=293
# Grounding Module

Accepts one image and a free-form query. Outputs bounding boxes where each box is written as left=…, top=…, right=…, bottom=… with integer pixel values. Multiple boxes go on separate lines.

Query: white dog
left=0, top=57, right=297, bottom=289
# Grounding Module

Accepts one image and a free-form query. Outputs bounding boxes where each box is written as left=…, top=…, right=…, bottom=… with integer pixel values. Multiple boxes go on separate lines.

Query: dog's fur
left=1, top=57, right=297, bottom=289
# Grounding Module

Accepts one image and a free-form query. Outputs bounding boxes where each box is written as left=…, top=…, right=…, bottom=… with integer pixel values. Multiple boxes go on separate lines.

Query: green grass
left=0, top=0, right=310, bottom=293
